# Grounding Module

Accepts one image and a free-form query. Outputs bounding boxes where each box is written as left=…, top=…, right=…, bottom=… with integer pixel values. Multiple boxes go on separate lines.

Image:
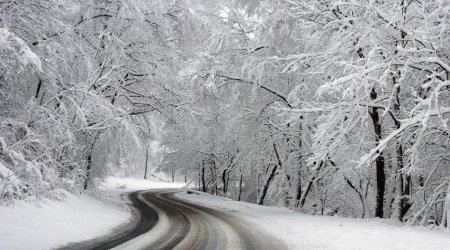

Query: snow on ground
left=0, top=190, right=129, bottom=250
left=4, top=176, right=445, bottom=250
left=176, top=191, right=450, bottom=250
left=0, top=176, right=185, bottom=250
left=102, top=176, right=186, bottom=191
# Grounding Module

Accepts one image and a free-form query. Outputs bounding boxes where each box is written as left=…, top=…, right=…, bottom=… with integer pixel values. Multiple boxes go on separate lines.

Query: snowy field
left=176, top=191, right=450, bottom=250
left=0, top=177, right=185, bottom=250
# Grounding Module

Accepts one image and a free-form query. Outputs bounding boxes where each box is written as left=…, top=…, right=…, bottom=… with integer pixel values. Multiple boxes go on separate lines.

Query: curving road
left=61, top=189, right=285, bottom=250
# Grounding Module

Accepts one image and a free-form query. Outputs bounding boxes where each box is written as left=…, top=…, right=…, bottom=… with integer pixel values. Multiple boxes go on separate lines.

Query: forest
left=1, top=0, right=449, bottom=227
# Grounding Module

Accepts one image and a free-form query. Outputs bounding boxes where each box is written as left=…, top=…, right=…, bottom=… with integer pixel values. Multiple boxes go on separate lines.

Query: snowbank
left=0, top=191, right=129, bottom=250
left=176, top=191, right=450, bottom=250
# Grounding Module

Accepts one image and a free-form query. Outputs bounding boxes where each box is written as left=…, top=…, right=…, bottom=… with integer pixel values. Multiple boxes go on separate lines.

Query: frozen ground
left=0, top=176, right=185, bottom=250
left=176, top=191, right=450, bottom=250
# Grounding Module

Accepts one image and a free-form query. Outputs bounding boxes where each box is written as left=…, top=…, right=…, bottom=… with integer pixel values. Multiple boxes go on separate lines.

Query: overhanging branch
left=215, top=74, right=293, bottom=109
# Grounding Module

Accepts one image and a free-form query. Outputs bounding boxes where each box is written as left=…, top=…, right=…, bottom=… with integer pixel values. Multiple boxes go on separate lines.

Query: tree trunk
left=369, top=88, right=386, bottom=218
left=222, top=169, right=229, bottom=194
left=258, top=164, right=278, bottom=205
left=209, top=164, right=218, bottom=195
left=238, top=173, right=243, bottom=201
left=295, top=167, right=302, bottom=208
left=256, top=172, right=260, bottom=203
left=84, top=153, right=92, bottom=190
left=83, top=131, right=101, bottom=190
left=396, top=144, right=412, bottom=221
left=442, top=181, right=450, bottom=227
left=198, top=164, right=201, bottom=191
left=144, top=148, right=149, bottom=179
left=201, top=162, right=206, bottom=192
left=298, top=161, right=324, bottom=208
left=384, top=163, right=397, bottom=218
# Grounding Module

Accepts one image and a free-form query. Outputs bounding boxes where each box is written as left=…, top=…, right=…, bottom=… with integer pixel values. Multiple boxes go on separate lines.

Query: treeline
left=159, top=0, right=450, bottom=226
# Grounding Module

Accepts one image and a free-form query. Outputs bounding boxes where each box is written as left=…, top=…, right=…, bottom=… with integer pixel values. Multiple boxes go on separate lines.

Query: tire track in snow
left=61, top=189, right=286, bottom=250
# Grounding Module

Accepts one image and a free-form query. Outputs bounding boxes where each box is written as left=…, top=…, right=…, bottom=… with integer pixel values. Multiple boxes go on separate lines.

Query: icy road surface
left=63, top=189, right=286, bottom=250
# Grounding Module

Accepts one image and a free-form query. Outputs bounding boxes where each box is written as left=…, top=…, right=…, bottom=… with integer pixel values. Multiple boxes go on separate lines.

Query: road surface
left=62, top=190, right=286, bottom=250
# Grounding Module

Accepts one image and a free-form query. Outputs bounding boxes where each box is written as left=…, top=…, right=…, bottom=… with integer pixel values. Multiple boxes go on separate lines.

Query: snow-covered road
left=66, top=189, right=285, bottom=250
left=0, top=177, right=184, bottom=250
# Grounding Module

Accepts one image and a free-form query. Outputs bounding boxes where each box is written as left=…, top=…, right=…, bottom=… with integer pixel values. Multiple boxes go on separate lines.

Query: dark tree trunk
left=400, top=167, right=412, bottom=220
left=295, top=168, right=302, bottom=207
left=298, top=178, right=314, bottom=208
left=222, top=169, right=229, bottom=194
left=144, top=148, right=149, bottom=179
left=198, top=165, right=201, bottom=191
left=369, top=88, right=386, bottom=218
left=258, top=164, right=278, bottom=205
left=238, top=173, right=243, bottom=201
left=298, top=161, right=324, bottom=208
left=258, top=144, right=283, bottom=205
left=84, top=132, right=101, bottom=190
left=201, top=162, right=207, bottom=192
left=209, top=161, right=218, bottom=195
left=256, top=172, right=260, bottom=203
